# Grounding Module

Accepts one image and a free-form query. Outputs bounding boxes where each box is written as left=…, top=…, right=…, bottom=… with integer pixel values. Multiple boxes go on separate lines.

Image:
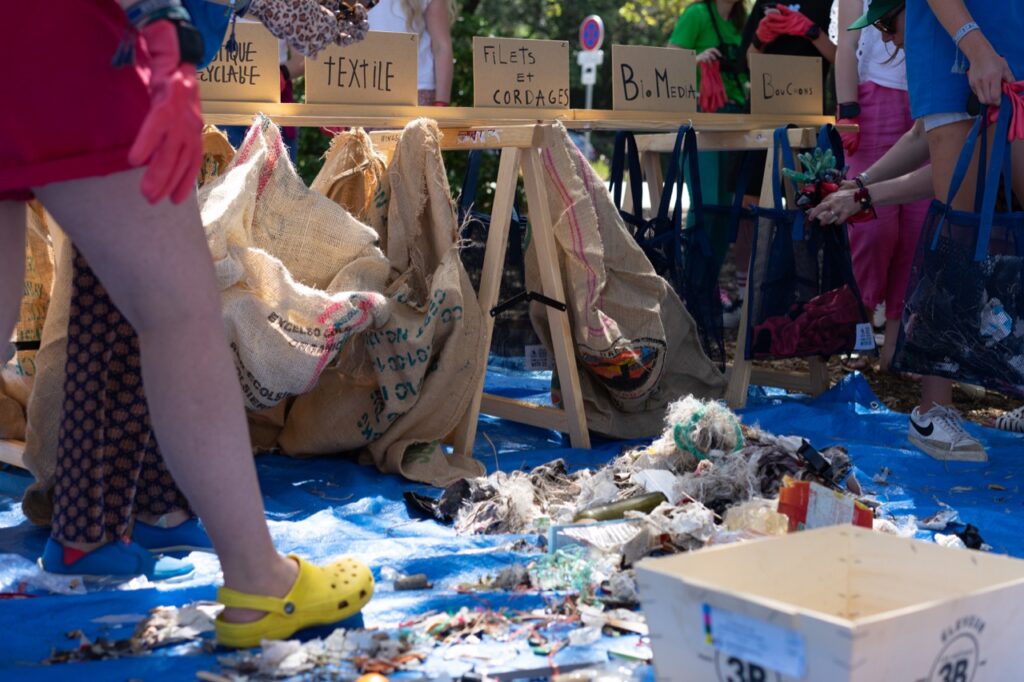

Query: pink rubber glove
left=699, top=60, right=728, bottom=113
left=128, top=21, right=203, bottom=205
left=837, top=117, right=860, bottom=156
left=986, top=80, right=1024, bottom=141
left=756, top=6, right=817, bottom=45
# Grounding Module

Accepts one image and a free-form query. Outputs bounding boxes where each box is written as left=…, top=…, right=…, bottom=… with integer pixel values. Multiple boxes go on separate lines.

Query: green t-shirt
left=669, top=2, right=748, bottom=109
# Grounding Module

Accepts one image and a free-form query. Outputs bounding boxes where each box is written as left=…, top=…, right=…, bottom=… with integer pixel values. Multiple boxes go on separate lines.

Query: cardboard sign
left=305, top=31, right=418, bottom=106
left=197, top=22, right=280, bottom=103
left=473, top=37, right=570, bottom=109
left=612, top=44, right=697, bottom=113
left=749, top=53, right=822, bottom=115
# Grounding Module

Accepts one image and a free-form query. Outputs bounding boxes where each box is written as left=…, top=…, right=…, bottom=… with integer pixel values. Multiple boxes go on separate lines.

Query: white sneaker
left=908, top=405, right=988, bottom=462
left=995, top=405, right=1024, bottom=433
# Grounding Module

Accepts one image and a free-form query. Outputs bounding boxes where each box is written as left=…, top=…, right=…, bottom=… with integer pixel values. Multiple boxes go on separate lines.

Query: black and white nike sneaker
left=908, top=405, right=987, bottom=462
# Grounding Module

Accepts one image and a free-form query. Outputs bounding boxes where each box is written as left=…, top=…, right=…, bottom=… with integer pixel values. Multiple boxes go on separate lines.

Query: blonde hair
left=400, top=0, right=458, bottom=32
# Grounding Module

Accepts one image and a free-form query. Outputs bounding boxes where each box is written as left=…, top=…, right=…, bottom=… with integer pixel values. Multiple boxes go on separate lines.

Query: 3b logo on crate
left=714, top=651, right=781, bottom=682
left=924, top=616, right=986, bottom=682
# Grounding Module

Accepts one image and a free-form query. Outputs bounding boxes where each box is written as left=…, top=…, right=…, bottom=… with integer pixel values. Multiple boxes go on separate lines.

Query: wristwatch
left=806, top=23, right=821, bottom=40
left=837, top=102, right=861, bottom=119
left=172, top=20, right=205, bottom=65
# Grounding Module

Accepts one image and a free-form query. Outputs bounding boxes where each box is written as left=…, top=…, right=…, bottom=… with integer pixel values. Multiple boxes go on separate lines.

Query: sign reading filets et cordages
left=472, top=37, right=570, bottom=109
left=749, top=54, right=822, bottom=115
left=305, top=31, right=419, bottom=106
left=197, top=22, right=280, bottom=103
left=612, top=45, right=697, bottom=113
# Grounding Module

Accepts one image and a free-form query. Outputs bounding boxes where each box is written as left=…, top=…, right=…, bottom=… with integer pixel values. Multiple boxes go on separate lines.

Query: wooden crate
left=636, top=525, right=1024, bottom=682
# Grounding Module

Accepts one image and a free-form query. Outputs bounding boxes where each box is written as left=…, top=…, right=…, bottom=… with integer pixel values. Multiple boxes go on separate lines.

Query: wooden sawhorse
left=369, top=124, right=591, bottom=453
left=630, top=127, right=831, bottom=408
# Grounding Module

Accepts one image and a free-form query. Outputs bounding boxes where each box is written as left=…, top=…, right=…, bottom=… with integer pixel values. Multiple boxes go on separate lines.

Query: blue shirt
left=905, top=0, right=1024, bottom=119
left=183, top=0, right=232, bottom=69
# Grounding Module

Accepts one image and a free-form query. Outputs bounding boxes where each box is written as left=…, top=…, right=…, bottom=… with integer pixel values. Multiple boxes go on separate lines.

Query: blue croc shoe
left=40, top=537, right=194, bottom=583
left=133, top=517, right=214, bottom=553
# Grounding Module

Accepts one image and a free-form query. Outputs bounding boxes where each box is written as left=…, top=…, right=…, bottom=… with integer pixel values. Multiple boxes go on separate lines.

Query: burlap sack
left=1, top=202, right=55, bottom=423
left=199, top=125, right=235, bottom=187
left=525, top=123, right=726, bottom=438
left=282, top=118, right=486, bottom=487
left=198, top=117, right=391, bottom=412
left=21, top=216, right=71, bottom=526
left=311, top=128, right=388, bottom=220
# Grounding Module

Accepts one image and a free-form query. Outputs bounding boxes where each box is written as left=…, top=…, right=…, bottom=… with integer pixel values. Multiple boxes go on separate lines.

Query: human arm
left=116, top=0, right=203, bottom=204
left=755, top=5, right=836, bottom=63
left=809, top=165, right=934, bottom=224
left=925, top=0, right=1015, bottom=105
left=425, top=0, right=453, bottom=104
left=850, top=119, right=929, bottom=186
left=835, top=0, right=862, bottom=153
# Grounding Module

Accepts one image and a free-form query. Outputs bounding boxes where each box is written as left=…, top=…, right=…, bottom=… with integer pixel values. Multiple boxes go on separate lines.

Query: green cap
left=848, top=0, right=903, bottom=30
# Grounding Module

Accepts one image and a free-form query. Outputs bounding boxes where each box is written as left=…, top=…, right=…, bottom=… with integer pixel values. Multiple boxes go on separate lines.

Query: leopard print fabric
left=248, top=0, right=376, bottom=57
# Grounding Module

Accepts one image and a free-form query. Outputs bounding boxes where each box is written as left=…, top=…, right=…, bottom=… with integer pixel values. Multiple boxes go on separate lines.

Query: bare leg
left=34, top=169, right=294, bottom=621
left=880, top=318, right=900, bottom=373
left=0, top=202, right=26, bottom=343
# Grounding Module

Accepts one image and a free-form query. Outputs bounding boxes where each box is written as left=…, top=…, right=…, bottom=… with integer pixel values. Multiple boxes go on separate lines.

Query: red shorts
left=0, top=1, right=152, bottom=201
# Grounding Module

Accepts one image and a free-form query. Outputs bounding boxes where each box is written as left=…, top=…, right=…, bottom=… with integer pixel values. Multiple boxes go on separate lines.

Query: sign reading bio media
left=749, top=54, right=822, bottom=115
left=197, top=22, right=280, bottom=103
left=305, top=31, right=418, bottom=106
left=472, top=37, right=570, bottom=109
left=612, top=45, right=697, bottom=113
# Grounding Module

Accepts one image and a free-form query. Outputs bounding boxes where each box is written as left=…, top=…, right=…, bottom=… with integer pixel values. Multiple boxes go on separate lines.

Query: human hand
left=696, top=47, right=722, bottom=64
left=837, top=117, right=860, bottom=156
left=807, top=188, right=860, bottom=225
left=986, top=80, right=1024, bottom=141
left=962, top=34, right=1015, bottom=106
left=756, top=5, right=817, bottom=44
left=128, top=20, right=203, bottom=205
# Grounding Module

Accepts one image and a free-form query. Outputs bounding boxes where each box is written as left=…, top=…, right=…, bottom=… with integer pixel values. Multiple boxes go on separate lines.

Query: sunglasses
left=872, top=4, right=905, bottom=34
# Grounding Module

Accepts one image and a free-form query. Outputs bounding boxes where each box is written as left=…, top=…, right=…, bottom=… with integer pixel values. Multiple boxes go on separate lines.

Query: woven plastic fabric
left=611, top=127, right=725, bottom=369
left=744, top=126, right=871, bottom=360
left=893, top=103, right=1024, bottom=396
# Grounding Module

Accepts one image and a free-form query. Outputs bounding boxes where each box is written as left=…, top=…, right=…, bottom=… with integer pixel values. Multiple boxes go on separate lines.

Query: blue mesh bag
left=610, top=126, right=725, bottom=369
left=892, top=101, right=1024, bottom=396
left=744, top=125, right=872, bottom=360
left=456, top=150, right=542, bottom=364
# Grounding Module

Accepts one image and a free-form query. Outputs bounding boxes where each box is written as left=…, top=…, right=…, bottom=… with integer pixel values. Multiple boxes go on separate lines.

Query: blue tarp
left=0, top=370, right=1021, bottom=679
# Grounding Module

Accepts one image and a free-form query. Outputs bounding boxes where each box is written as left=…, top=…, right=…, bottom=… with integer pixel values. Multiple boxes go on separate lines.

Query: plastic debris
left=574, top=493, right=667, bottom=522
left=0, top=553, right=87, bottom=596
left=601, top=571, right=640, bottom=605
left=394, top=574, right=433, bottom=591
left=548, top=519, right=648, bottom=557
left=567, top=625, right=602, bottom=647
left=644, top=396, right=744, bottom=464
left=935, top=533, right=968, bottom=550
left=919, top=508, right=960, bottom=531
left=722, top=498, right=789, bottom=536
left=530, top=547, right=596, bottom=592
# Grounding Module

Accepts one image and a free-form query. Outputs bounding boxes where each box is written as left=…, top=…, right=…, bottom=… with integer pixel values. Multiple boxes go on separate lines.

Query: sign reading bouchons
left=748, top=53, right=822, bottom=115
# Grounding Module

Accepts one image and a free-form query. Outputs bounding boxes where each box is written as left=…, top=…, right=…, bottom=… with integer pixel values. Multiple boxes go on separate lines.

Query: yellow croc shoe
left=215, top=555, right=374, bottom=649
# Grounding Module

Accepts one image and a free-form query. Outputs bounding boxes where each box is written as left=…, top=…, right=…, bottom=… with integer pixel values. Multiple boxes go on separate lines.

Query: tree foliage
left=296, top=1, right=708, bottom=195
